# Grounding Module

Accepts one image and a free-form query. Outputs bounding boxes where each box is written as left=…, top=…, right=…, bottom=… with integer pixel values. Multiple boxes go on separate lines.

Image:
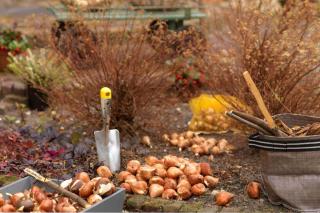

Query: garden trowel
left=94, top=87, right=120, bottom=172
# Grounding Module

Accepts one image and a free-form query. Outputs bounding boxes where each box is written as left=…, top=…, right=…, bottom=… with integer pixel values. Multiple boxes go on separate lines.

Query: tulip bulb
left=199, top=162, right=213, bottom=176
left=125, top=175, right=137, bottom=184
left=60, top=179, right=73, bottom=190
left=76, top=172, right=90, bottom=183
left=39, top=199, right=54, bottom=212
left=145, top=156, right=161, bottom=166
left=211, top=146, right=222, bottom=155
left=171, top=133, right=179, bottom=140
left=184, top=131, right=194, bottom=139
left=70, top=179, right=84, bottom=194
left=177, top=179, right=191, bottom=190
left=188, top=174, right=204, bottom=185
left=97, top=166, right=112, bottom=178
left=246, top=181, right=261, bottom=199
left=218, top=139, right=228, bottom=151
left=163, top=155, right=179, bottom=168
left=167, top=167, right=183, bottom=179
left=154, top=168, right=167, bottom=178
left=96, top=182, right=115, bottom=196
left=139, top=166, right=156, bottom=180
left=79, top=181, right=94, bottom=198
left=0, top=204, right=16, bottom=212
left=149, top=184, right=164, bottom=198
left=130, top=181, right=148, bottom=195
left=141, top=136, right=152, bottom=148
left=126, top=160, right=141, bottom=175
left=191, top=144, right=204, bottom=156
left=183, top=163, right=201, bottom=176
left=10, top=192, right=25, bottom=207
left=0, top=195, right=4, bottom=207
left=215, top=191, right=234, bottom=206
left=162, top=189, right=178, bottom=200
left=87, top=194, right=103, bottom=205
left=204, top=176, right=219, bottom=188
left=149, top=176, right=165, bottom=186
left=164, top=178, right=177, bottom=190
left=120, top=183, right=132, bottom=193
left=118, top=171, right=132, bottom=182
left=177, top=186, right=191, bottom=200
left=162, top=134, right=170, bottom=142
left=191, top=183, right=206, bottom=196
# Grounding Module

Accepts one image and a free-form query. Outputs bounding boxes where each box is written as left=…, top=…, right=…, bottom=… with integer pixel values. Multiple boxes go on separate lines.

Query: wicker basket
left=248, top=114, right=320, bottom=211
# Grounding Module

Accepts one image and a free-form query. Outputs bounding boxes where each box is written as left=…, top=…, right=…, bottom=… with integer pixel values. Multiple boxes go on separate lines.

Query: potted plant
left=0, top=29, right=30, bottom=71
left=7, top=49, right=70, bottom=110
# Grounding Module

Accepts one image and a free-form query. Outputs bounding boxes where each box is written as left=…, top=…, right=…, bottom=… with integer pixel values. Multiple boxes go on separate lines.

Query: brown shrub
left=206, top=0, right=320, bottom=116
left=49, top=21, right=176, bottom=136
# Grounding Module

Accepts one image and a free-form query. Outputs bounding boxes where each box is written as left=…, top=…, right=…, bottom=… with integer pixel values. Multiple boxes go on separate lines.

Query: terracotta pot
left=0, top=50, right=9, bottom=71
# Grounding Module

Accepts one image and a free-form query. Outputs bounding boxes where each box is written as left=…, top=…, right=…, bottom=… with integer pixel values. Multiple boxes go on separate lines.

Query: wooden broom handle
left=243, top=71, right=276, bottom=129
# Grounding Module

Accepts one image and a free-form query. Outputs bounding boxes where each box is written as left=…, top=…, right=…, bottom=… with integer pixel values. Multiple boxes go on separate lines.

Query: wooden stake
left=24, top=168, right=91, bottom=208
left=243, top=71, right=276, bottom=129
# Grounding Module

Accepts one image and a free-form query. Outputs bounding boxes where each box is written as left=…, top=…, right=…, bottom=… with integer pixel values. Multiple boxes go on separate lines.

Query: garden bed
left=0, top=103, right=289, bottom=212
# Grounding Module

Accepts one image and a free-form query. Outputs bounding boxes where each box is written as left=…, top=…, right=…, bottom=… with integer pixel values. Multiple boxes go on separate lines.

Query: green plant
left=8, top=49, right=70, bottom=90
left=0, top=29, right=30, bottom=54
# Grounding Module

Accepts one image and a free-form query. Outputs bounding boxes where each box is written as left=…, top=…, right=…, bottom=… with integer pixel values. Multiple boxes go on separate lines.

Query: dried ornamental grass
left=50, top=21, right=174, bottom=136
left=206, top=0, right=320, bottom=116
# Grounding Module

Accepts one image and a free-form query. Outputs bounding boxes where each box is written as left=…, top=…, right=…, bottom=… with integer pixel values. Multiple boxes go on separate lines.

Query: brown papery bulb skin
left=167, top=167, right=183, bottom=179
left=79, top=181, right=94, bottom=198
left=163, top=155, right=179, bottom=168
left=97, top=166, right=113, bottom=178
left=149, top=184, right=164, bottom=198
left=183, top=163, right=201, bottom=176
left=118, top=171, right=132, bottom=182
left=177, top=179, right=191, bottom=190
left=0, top=204, right=16, bottom=212
left=215, top=191, right=234, bottom=206
left=120, top=183, right=132, bottom=193
left=191, top=183, right=206, bottom=196
left=162, top=189, right=178, bottom=200
left=164, top=178, right=177, bottom=190
left=125, top=175, right=137, bottom=184
left=76, top=172, right=90, bottom=183
left=149, top=176, right=165, bottom=186
left=126, top=160, right=141, bottom=175
left=35, top=191, right=47, bottom=204
left=199, top=162, right=213, bottom=176
left=204, top=176, right=219, bottom=188
left=247, top=181, right=261, bottom=199
left=139, top=166, right=156, bottom=180
left=130, top=181, right=148, bottom=195
left=0, top=197, right=4, bottom=207
left=154, top=168, right=167, bottom=178
left=188, top=174, right=204, bottom=185
left=145, top=156, right=161, bottom=166
left=39, top=199, right=54, bottom=212
left=177, top=186, right=192, bottom=200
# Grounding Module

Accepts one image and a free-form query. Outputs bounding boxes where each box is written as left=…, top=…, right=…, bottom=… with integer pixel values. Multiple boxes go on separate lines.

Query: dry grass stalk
left=206, top=0, right=320, bottom=116
left=49, top=21, right=177, bottom=136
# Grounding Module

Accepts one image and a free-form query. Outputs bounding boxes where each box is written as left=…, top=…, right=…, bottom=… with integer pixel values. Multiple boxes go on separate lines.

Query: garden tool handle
left=243, top=71, right=276, bottom=129
left=100, top=87, right=112, bottom=130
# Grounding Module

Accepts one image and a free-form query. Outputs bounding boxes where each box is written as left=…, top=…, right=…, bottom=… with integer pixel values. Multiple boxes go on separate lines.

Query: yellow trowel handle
left=100, top=87, right=112, bottom=130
